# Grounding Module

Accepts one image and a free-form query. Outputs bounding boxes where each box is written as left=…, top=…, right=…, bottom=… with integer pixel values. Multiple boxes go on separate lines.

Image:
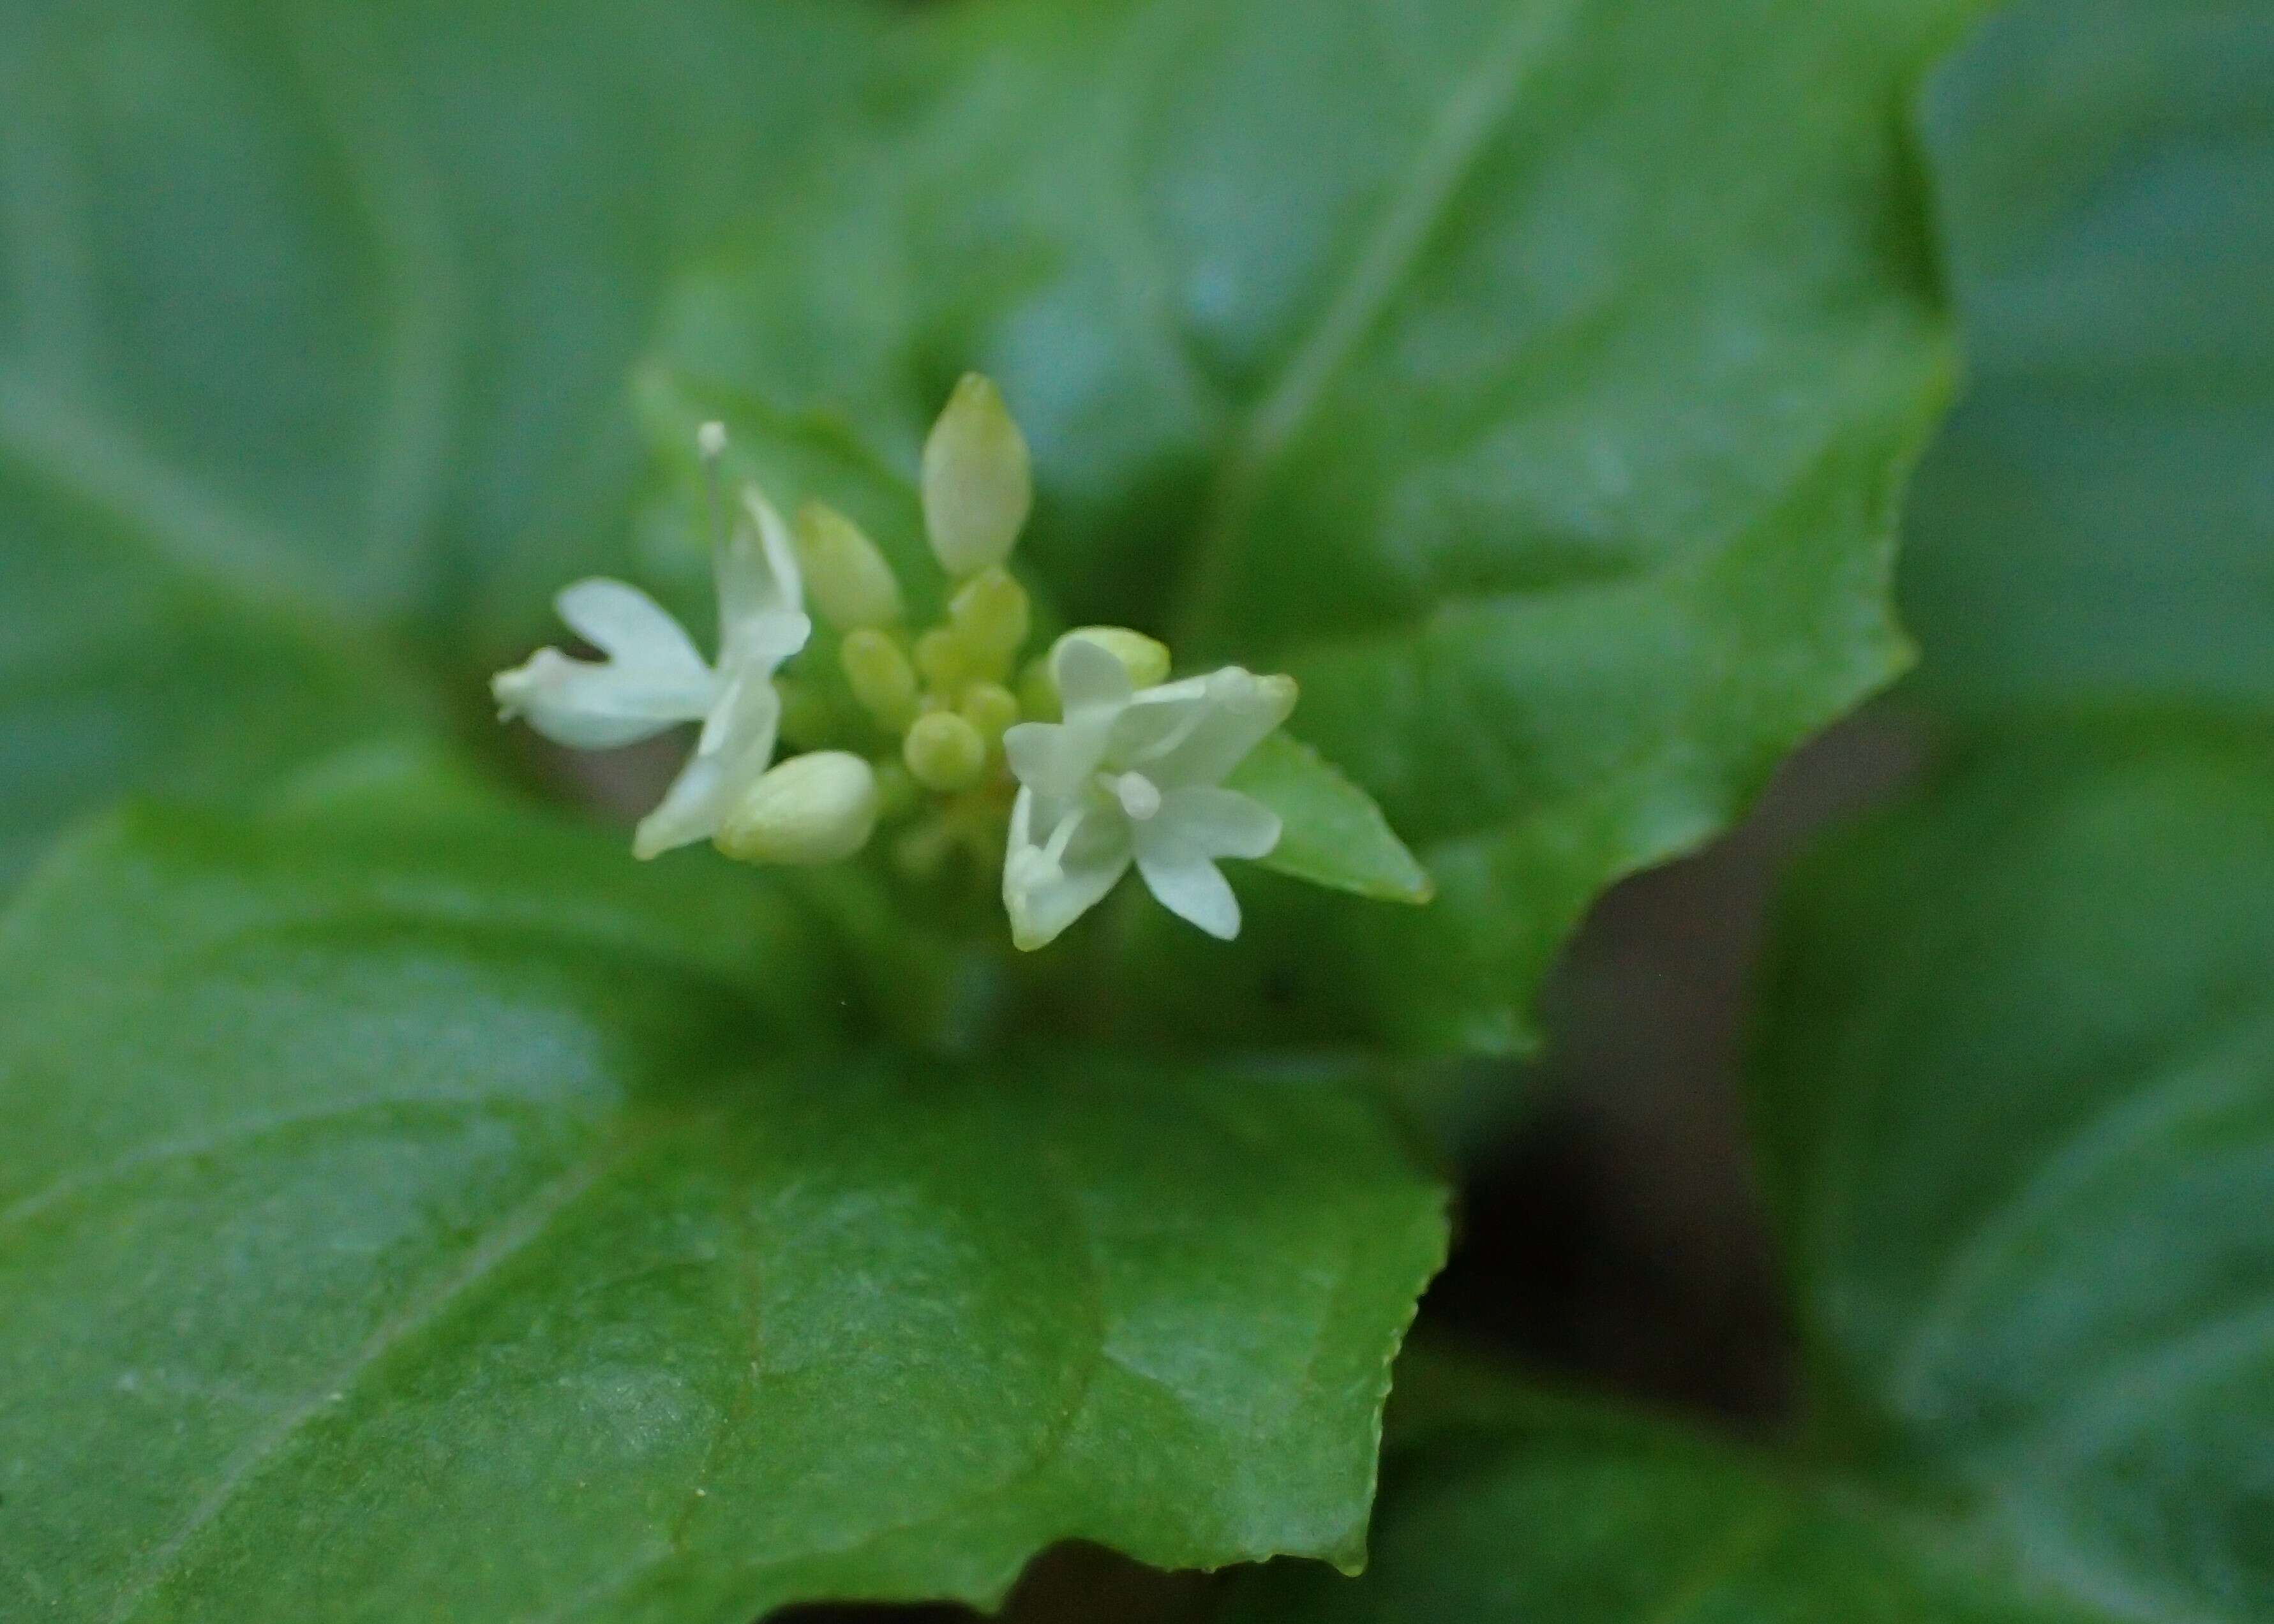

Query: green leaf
left=0, top=514, right=430, bottom=888
left=657, top=0, right=1971, bottom=1050
left=1902, top=0, right=2274, bottom=713
left=1751, top=727, right=2274, bottom=1618
left=0, top=0, right=885, bottom=886
left=1230, top=733, right=1432, bottom=905
left=1226, top=1367, right=2111, bottom=1623
left=1241, top=734, right=2274, bottom=1618
left=0, top=786, right=1447, bottom=1621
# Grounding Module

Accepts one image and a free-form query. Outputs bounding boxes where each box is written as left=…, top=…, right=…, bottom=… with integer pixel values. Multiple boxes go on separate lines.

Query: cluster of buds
left=494, top=376, right=1294, bottom=949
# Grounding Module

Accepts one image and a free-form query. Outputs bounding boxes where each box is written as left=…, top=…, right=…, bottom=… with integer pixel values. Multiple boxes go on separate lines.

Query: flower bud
left=903, top=710, right=987, bottom=792
left=841, top=629, right=919, bottom=730
left=913, top=627, right=976, bottom=692
left=795, top=501, right=904, bottom=630
left=959, top=681, right=1020, bottom=747
left=948, top=567, right=1031, bottom=675
left=714, top=751, right=879, bottom=866
left=1053, top=626, right=1171, bottom=689
left=922, top=373, right=1031, bottom=577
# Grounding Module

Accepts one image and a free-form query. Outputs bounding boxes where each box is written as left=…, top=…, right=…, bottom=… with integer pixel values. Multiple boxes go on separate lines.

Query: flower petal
left=1003, top=786, right=1132, bottom=951
left=1155, top=786, right=1282, bottom=860
left=632, top=673, right=783, bottom=860
left=723, top=609, right=813, bottom=687
left=1128, top=667, right=1295, bottom=788
left=1055, top=633, right=1134, bottom=719
left=555, top=578, right=710, bottom=680
left=491, top=647, right=714, bottom=750
left=1133, top=847, right=1242, bottom=941
left=1004, top=636, right=1136, bottom=802
left=717, top=485, right=807, bottom=664
left=1001, top=720, right=1077, bottom=797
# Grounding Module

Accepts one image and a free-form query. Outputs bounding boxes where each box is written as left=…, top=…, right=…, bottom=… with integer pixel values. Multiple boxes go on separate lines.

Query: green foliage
left=1227, top=733, right=1433, bottom=905
left=10, top=0, right=2188, bottom=1616
left=1229, top=1372, right=2103, bottom=1623
left=0, top=775, right=1446, bottom=1621
left=1754, top=730, right=2274, bottom=1618
left=1236, top=729, right=2274, bottom=1621
left=1901, top=0, right=2274, bottom=714
left=657, top=0, right=1970, bottom=1052
left=0, top=0, right=886, bottom=885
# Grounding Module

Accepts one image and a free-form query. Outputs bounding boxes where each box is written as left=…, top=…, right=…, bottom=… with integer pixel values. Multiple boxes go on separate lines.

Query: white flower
left=1001, top=636, right=1294, bottom=950
left=493, top=441, right=811, bottom=860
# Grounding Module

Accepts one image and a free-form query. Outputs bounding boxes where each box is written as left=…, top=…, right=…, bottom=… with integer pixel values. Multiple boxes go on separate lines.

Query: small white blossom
left=1001, top=635, right=1294, bottom=950
left=493, top=438, right=811, bottom=860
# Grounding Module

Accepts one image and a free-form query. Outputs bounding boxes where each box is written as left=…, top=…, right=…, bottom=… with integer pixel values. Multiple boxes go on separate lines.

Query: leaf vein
left=0, top=371, right=343, bottom=626
left=1168, top=0, right=1580, bottom=648
left=101, top=1135, right=634, bottom=1623
left=1889, top=1003, right=2274, bottom=1416
left=0, top=1091, right=521, bottom=1235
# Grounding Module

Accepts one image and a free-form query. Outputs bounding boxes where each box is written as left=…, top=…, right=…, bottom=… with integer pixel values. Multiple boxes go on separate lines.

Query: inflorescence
left=494, top=375, right=1298, bottom=950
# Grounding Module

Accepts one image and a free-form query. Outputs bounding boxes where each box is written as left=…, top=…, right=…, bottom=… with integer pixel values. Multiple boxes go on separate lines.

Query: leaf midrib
left=1165, top=0, right=1582, bottom=652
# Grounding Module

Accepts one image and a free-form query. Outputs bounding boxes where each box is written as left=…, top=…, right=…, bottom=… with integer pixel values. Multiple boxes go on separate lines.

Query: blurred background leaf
left=1900, top=0, right=2274, bottom=717
left=0, top=0, right=888, bottom=888
left=1228, top=1362, right=2108, bottom=1623
left=1752, top=729, right=2274, bottom=1620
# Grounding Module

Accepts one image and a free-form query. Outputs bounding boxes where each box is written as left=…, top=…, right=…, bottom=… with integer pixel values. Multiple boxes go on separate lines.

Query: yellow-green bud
left=913, top=626, right=976, bottom=692
left=841, top=629, right=918, bottom=730
left=922, top=373, right=1031, bottom=576
left=1054, top=626, right=1171, bottom=689
left=1017, top=656, right=1061, bottom=722
left=948, top=567, right=1031, bottom=674
left=959, top=681, right=1020, bottom=747
left=795, top=501, right=904, bottom=630
left=715, top=751, right=879, bottom=866
left=903, top=710, right=987, bottom=792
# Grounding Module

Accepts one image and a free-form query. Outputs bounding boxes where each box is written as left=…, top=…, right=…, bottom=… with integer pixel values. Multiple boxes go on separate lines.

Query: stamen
left=1104, top=771, right=1162, bottom=821
left=1041, top=807, right=1086, bottom=867
left=698, top=422, right=730, bottom=556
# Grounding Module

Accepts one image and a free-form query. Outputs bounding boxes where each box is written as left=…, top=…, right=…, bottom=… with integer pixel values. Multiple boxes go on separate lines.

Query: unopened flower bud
left=841, top=629, right=919, bottom=729
left=795, top=501, right=904, bottom=630
left=904, top=710, right=987, bottom=792
left=948, top=567, right=1031, bottom=675
left=1054, top=626, right=1171, bottom=689
left=715, top=751, right=879, bottom=867
left=913, top=627, right=976, bottom=692
left=922, top=373, right=1031, bottom=577
left=959, top=681, right=1020, bottom=747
